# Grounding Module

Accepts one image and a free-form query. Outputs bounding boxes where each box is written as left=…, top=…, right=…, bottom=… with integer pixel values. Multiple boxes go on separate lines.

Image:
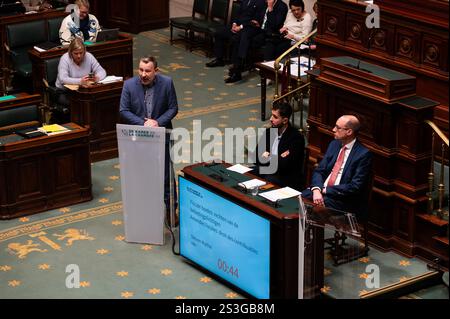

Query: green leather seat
left=6, top=20, right=47, bottom=78
left=0, top=103, right=40, bottom=134
left=47, top=16, right=65, bottom=43
left=43, top=57, right=70, bottom=122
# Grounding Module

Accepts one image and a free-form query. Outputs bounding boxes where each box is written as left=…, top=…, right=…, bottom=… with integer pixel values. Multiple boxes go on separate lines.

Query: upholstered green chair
left=42, top=57, right=70, bottom=123
left=169, top=0, right=210, bottom=49
left=0, top=103, right=41, bottom=134
left=5, top=20, right=47, bottom=81
left=47, top=16, right=65, bottom=43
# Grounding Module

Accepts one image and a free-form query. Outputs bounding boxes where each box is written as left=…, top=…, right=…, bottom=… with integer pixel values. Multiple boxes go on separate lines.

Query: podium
left=117, top=124, right=166, bottom=245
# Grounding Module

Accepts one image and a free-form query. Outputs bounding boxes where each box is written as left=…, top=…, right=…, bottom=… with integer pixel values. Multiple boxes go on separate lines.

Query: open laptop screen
left=95, top=28, right=119, bottom=42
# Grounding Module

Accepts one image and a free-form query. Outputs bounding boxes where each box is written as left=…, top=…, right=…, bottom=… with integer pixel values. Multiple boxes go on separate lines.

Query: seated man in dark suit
left=255, top=102, right=305, bottom=190
left=302, top=115, right=372, bottom=216
left=206, top=0, right=266, bottom=69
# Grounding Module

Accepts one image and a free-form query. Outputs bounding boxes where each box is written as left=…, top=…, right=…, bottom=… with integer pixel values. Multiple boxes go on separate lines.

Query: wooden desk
left=68, top=81, right=123, bottom=162
left=182, top=162, right=324, bottom=299
left=0, top=92, right=41, bottom=109
left=0, top=123, right=92, bottom=219
left=0, top=9, right=67, bottom=70
left=29, top=34, right=133, bottom=93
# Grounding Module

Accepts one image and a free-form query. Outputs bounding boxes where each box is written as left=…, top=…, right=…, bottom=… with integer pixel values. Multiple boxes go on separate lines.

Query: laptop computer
left=95, top=28, right=119, bottom=42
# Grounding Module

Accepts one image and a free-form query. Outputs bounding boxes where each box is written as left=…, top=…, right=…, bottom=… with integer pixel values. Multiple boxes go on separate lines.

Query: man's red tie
left=327, top=146, right=347, bottom=187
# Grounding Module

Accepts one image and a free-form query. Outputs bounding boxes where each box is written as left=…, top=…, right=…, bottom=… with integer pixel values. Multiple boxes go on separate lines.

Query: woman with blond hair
left=53, top=37, right=106, bottom=122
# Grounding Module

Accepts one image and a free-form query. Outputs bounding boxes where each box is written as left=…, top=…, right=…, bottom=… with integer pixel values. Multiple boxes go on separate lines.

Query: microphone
left=344, top=28, right=376, bottom=73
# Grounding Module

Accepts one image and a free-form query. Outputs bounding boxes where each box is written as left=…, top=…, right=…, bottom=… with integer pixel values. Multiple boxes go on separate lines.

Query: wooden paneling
left=316, top=0, right=449, bottom=137
left=90, top=0, right=169, bottom=33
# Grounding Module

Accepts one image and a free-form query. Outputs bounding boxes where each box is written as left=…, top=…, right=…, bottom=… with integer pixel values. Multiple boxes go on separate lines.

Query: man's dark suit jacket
left=119, top=74, right=178, bottom=129
left=306, top=139, right=372, bottom=217
left=233, top=0, right=266, bottom=28
left=256, top=125, right=305, bottom=190
left=256, top=0, right=288, bottom=36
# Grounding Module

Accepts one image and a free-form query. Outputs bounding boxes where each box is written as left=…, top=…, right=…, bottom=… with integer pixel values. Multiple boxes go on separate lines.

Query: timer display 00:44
left=217, top=258, right=239, bottom=278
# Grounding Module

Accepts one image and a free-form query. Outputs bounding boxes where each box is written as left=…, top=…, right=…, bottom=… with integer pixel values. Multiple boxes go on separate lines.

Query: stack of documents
left=99, top=76, right=123, bottom=84
left=227, top=164, right=253, bottom=174
left=238, top=179, right=266, bottom=190
left=259, top=187, right=301, bottom=202
left=38, top=124, right=70, bottom=136
left=260, top=56, right=316, bottom=77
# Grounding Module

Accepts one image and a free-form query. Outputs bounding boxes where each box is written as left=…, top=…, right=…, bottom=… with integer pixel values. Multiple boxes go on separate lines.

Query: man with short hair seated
left=254, top=102, right=305, bottom=190
left=59, top=0, right=100, bottom=44
left=302, top=115, right=372, bottom=216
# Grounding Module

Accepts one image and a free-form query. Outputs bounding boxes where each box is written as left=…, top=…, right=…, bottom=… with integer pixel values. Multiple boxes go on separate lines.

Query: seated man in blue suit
left=119, top=55, right=179, bottom=220
left=302, top=115, right=372, bottom=217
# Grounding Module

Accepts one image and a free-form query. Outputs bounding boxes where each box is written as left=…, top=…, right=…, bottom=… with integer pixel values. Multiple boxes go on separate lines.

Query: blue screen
left=179, top=177, right=270, bottom=299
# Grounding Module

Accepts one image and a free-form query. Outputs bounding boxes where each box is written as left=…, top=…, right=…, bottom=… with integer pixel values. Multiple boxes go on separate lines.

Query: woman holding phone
left=56, top=37, right=106, bottom=88
left=53, top=37, right=106, bottom=122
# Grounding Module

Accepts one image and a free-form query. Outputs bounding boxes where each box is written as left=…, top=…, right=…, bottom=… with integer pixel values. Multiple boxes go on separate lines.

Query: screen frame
left=178, top=175, right=272, bottom=299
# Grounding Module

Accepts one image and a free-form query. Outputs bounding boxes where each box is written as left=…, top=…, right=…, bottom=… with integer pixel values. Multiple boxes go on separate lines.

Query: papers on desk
left=227, top=164, right=253, bottom=174
left=259, top=187, right=301, bottom=202
left=99, top=75, right=123, bottom=84
left=260, top=56, right=316, bottom=77
left=64, top=84, right=79, bottom=91
left=38, top=124, right=70, bottom=136
left=33, top=41, right=61, bottom=52
left=238, top=179, right=266, bottom=190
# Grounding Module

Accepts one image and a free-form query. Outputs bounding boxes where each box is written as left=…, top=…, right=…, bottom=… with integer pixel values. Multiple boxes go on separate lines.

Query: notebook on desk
left=95, top=28, right=119, bottom=42
left=34, top=41, right=61, bottom=52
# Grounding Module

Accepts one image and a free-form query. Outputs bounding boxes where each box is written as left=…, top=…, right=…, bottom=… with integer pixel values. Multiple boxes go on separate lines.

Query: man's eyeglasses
left=335, top=125, right=350, bottom=131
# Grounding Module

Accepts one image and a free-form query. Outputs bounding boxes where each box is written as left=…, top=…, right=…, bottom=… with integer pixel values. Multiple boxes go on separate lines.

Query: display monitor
left=179, top=176, right=271, bottom=299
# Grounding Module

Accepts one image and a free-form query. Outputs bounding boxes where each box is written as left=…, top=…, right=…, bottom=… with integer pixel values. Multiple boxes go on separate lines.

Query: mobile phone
left=88, top=72, right=94, bottom=78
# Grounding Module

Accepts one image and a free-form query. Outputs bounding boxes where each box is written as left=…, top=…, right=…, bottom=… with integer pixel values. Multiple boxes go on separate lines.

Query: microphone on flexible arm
left=345, top=28, right=376, bottom=73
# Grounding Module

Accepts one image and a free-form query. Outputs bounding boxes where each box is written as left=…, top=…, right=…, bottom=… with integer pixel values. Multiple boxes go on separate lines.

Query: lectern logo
left=365, top=4, right=380, bottom=28
left=65, top=264, right=80, bottom=288
left=365, top=264, right=380, bottom=289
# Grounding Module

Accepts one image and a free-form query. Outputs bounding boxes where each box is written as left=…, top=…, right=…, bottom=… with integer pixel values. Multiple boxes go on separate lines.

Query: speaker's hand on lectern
left=144, top=118, right=159, bottom=127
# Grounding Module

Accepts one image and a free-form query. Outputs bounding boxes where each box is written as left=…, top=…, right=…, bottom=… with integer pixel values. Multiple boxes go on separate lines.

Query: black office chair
left=41, top=57, right=70, bottom=124
left=169, top=0, right=210, bottom=49
left=189, top=0, right=230, bottom=55
left=5, top=20, right=47, bottom=92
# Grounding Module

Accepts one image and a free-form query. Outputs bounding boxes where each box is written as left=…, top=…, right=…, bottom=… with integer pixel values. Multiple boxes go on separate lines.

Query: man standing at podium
left=302, top=115, right=372, bottom=216
left=119, top=56, right=179, bottom=218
